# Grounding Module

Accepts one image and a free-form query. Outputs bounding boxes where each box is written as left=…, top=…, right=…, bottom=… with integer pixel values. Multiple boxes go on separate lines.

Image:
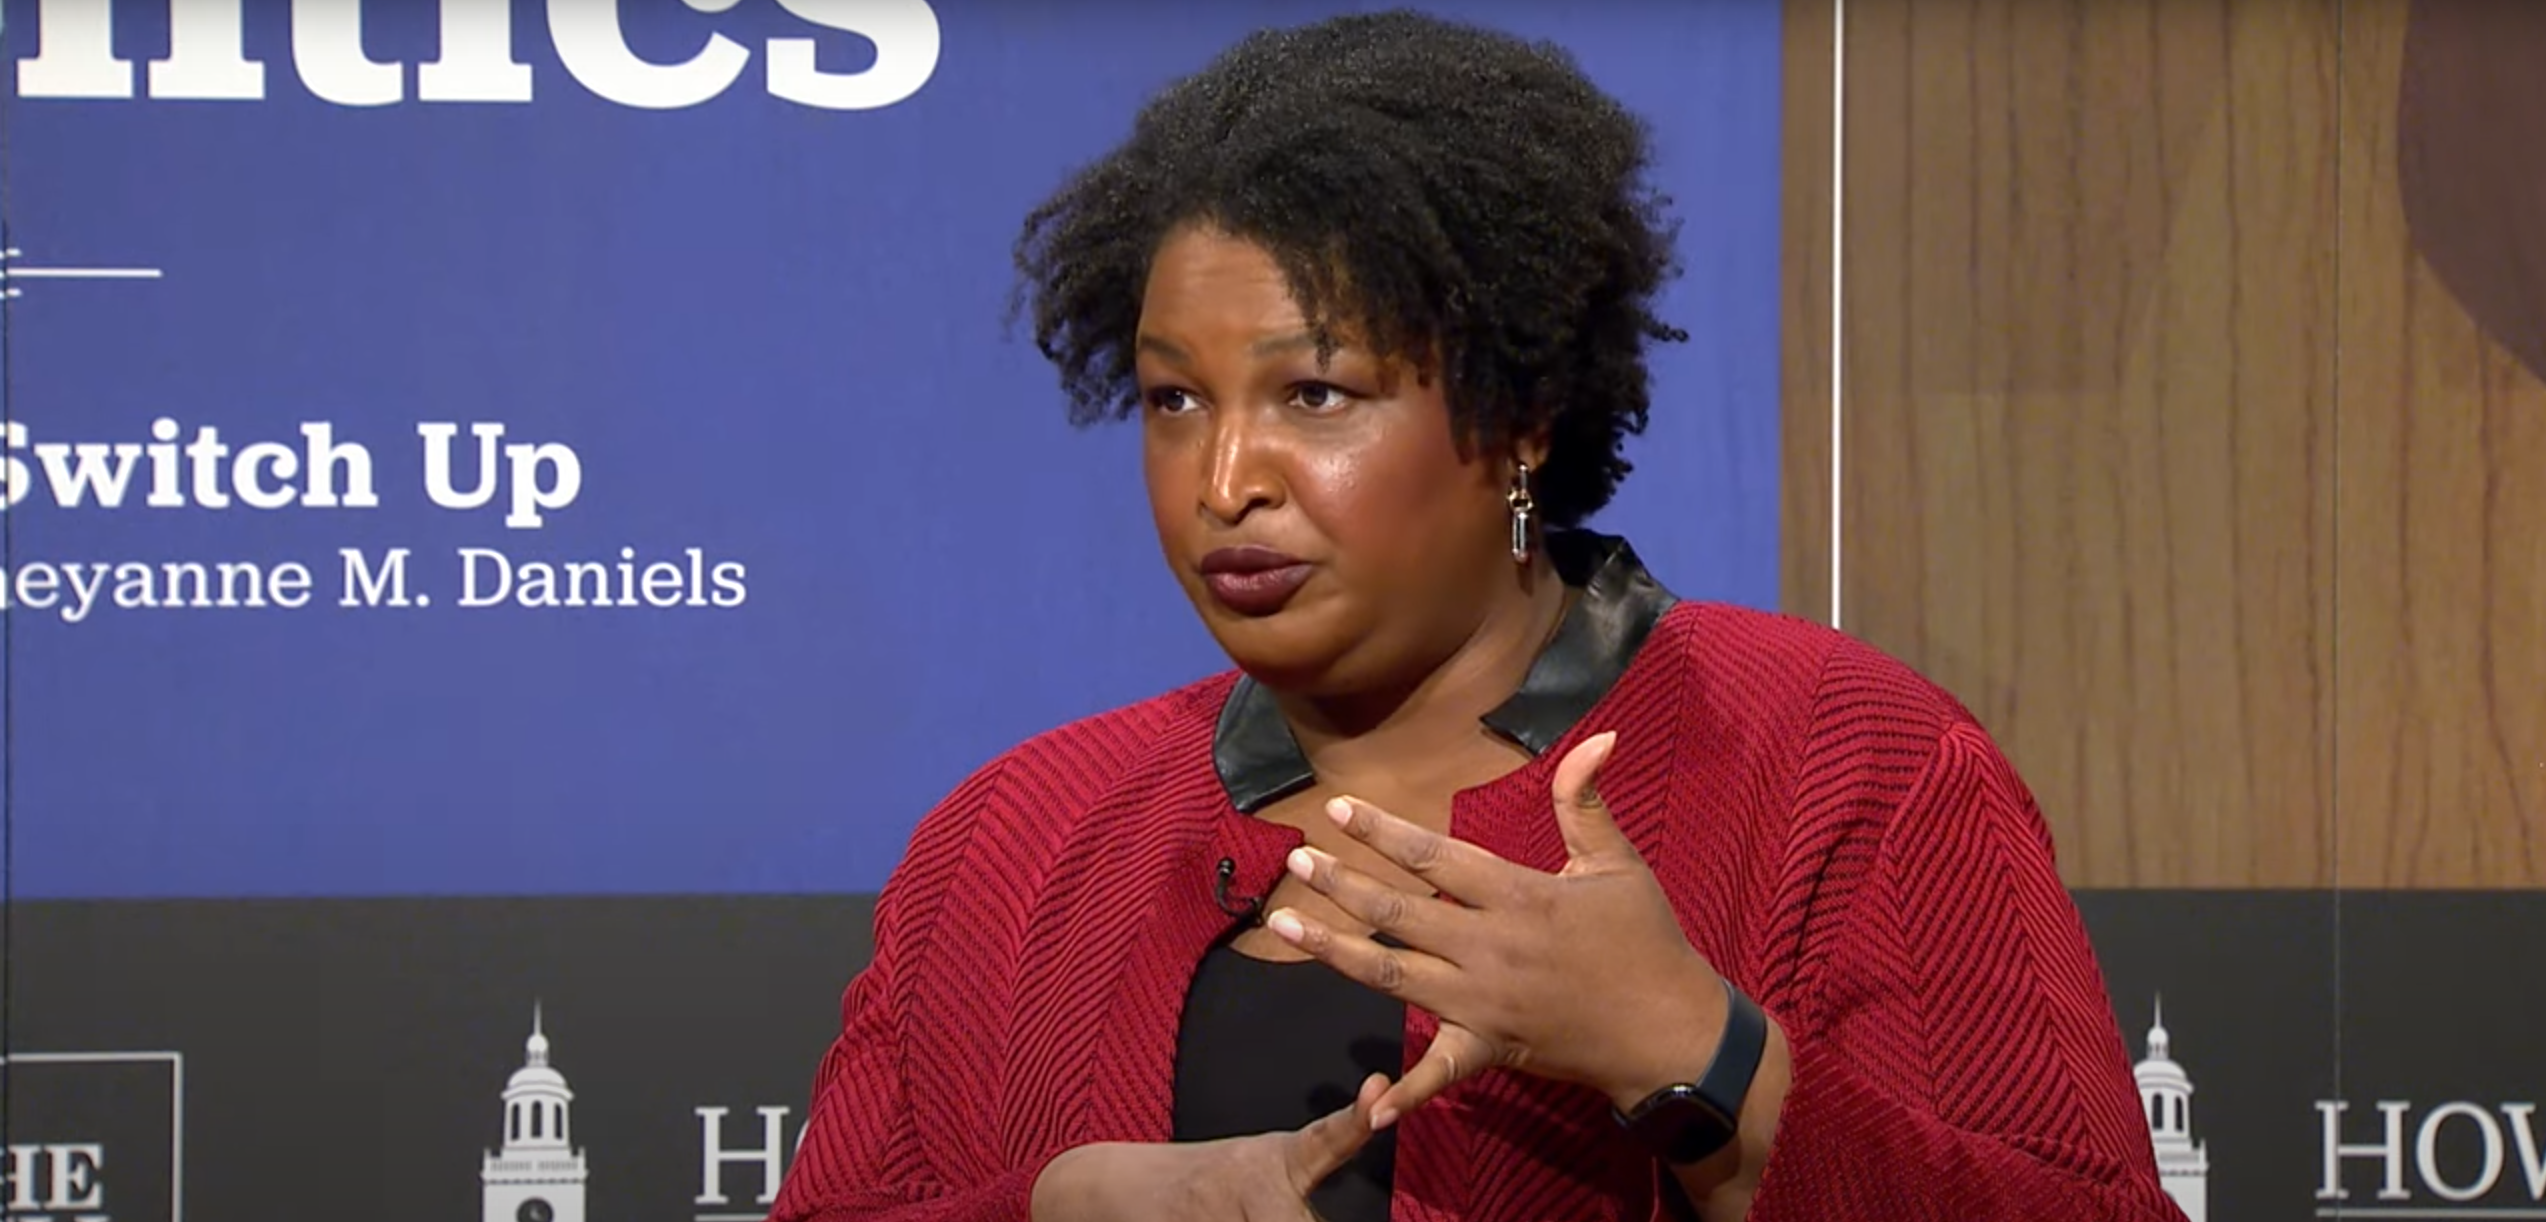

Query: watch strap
left=1611, top=978, right=1771, bottom=1165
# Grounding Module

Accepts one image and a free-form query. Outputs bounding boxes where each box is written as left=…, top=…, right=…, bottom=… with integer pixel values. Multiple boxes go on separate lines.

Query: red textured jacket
left=773, top=535, right=2184, bottom=1222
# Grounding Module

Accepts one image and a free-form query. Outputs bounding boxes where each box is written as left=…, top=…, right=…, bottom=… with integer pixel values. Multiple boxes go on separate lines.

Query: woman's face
left=1135, top=224, right=1523, bottom=696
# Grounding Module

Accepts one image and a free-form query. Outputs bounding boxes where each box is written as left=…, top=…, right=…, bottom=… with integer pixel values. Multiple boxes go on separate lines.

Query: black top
left=1172, top=942, right=1405, bottom=1222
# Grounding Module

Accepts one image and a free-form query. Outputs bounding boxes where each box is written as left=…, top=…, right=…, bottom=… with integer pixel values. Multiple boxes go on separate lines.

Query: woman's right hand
left=1028, top=1073, right=1387, bottom=1221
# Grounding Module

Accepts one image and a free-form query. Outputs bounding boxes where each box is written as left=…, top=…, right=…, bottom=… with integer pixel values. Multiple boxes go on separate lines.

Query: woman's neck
left=1275, top=564, right=1573, bottom=780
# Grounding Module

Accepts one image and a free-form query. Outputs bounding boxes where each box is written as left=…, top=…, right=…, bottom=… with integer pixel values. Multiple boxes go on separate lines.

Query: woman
left=772, top=11, right=2181, bottom=1222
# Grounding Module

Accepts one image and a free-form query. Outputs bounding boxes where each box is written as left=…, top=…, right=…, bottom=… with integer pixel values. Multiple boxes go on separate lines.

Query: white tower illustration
left=482, top=1004, right=589, bottom=1222
left=2135, top=997, right=2208, bottom=1222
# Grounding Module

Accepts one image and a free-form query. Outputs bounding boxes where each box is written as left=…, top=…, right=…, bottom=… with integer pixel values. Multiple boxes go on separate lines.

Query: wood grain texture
left=1780, top=0, right=1835, bottom=627
left=2334, top=0, right=2546, bottom=887
left=1783, top=0, right=2342, bottom=887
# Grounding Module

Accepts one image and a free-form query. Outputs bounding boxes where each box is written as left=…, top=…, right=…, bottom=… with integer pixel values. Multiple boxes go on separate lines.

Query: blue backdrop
left=2, top=0, right=1781, bottom=900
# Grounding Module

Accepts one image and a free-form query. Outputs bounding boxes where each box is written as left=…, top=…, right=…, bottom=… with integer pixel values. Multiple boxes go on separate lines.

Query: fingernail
left=1326, top=797, right=1354, bottom=826
left=1371, top=1105, right=1399, bottom=1130
left=1266, top=909, right=1305, bottom=941
left=1590, top=730, right=1620, bottom=760
left=1286, top=847, right=1316, bottom=881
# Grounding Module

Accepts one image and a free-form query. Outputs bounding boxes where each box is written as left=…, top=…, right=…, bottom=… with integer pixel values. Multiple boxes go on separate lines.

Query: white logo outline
left=2136, top=996, right=2210, bottom=1222
left=481, top=1004, right=588, bottom=1222
left=0, top=1049, right=186, bottom=1222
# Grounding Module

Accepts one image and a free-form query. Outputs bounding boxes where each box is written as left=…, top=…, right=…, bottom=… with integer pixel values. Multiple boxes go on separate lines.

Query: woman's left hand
left=1265, top=730, right=1734, bottom=1127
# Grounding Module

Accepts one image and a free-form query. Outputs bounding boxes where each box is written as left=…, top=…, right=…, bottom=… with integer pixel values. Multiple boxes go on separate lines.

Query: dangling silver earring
left=1506, top=462, right=1536, bottom=565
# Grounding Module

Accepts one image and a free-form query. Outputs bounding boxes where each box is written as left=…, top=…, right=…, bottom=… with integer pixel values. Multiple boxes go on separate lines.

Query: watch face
left=1625, top=1086, right=1739, bottom=1166
left=517, top=1199, right=555, bottom=1222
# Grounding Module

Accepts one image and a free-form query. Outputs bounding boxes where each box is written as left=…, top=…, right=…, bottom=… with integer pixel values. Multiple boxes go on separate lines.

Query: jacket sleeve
left=1748, top=721, right=2186, bottom=1222
left=768, top=759, right=1065, bottom=1222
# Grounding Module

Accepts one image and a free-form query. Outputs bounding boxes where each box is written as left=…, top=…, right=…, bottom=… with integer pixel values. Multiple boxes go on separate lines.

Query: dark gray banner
left=5, top=892, right=2539, bottom=1221
left=3, top=897, right=871, bottom=1221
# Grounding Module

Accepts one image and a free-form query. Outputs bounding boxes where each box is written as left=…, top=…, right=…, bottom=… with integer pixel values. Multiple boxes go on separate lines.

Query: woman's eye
left=1288, top=383, right=1353, bottom=412
left=1146, top=387, right=1201, bottom=414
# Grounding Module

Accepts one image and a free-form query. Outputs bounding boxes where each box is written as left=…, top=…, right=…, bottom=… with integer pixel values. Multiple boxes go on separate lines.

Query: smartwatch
left=1610, top=978, right=1770, bottom=1165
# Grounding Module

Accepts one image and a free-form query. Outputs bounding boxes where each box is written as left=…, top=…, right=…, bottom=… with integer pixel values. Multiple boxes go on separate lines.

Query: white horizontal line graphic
left=0, top=246, right=166, bottom=296
left=6, top=265, right=164, bottom=279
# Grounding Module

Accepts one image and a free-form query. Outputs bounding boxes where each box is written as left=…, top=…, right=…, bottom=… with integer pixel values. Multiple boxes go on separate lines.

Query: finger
left=1356, top=1070, right=1390, bottom=1117
left=1323, top=796, right=1518, bottom=905
left=1550, top=730, right=1634, bottom=863
left=1264, top=906, right=1455, bottom=1011
left=1285, top=1073, right=1385, bottom=1188
left=1286, top=846, right=1472, bottom=957
left=1371, top=1025, right=1494, bottom=1129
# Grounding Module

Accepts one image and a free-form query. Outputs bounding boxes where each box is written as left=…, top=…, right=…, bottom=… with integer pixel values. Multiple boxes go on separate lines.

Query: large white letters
left=294, top=0, right=403, bottom=106
left=15, top=0, right=942, bottom=109
left=153, top=0, right=265, bottom=99
left=420, top=0, right=533, bottom=101
left=547, top=0, right=750, bottom=110
left=17, top=0, right=133, bottom=99
left=768, top=0, right=940, bottom=111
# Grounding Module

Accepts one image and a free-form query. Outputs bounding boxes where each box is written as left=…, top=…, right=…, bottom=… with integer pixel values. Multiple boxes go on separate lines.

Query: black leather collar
left=1211, top=529, right=1679, bottom=813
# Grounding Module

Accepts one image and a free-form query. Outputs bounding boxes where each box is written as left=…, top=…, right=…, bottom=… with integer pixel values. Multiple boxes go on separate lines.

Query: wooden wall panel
left=1780, top=0, right=1835, bottom=625
left=1784, top=0, right=2341, bottom=887
left=1789, top=0, right=2546, bottom=887
left=2333, top=0, right=2546, bottom=886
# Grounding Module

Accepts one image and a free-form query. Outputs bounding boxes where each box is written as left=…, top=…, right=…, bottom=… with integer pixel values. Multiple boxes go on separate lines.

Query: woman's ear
left=1513, top=428, right=1552, bottom=475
